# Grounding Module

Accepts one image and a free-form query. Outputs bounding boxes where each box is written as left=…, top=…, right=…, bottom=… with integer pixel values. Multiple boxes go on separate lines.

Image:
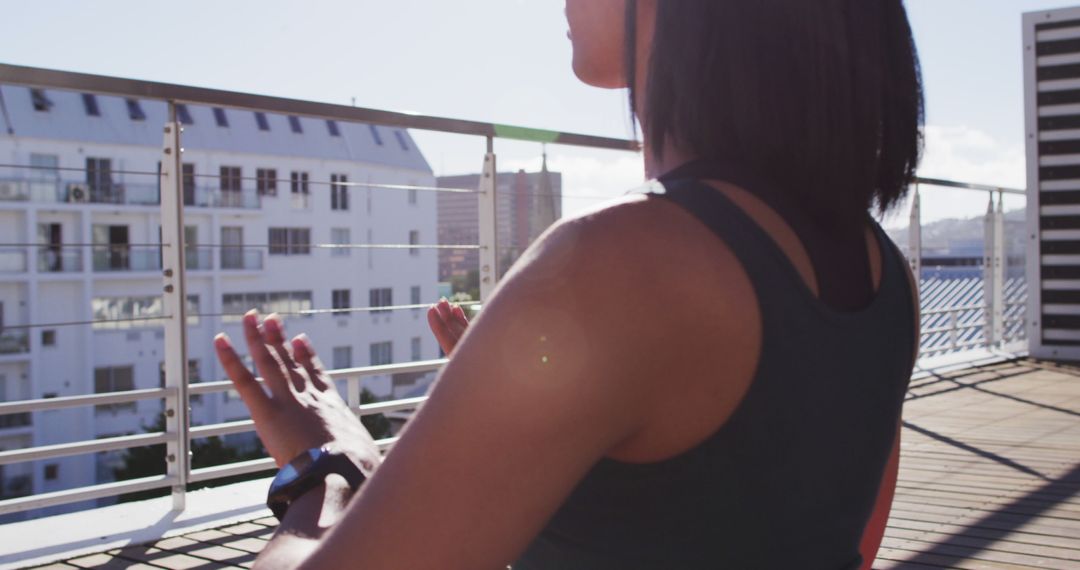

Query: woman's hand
left=213, top=311, right=380, bottom=474
left=427, top=298, right=469, bottom=356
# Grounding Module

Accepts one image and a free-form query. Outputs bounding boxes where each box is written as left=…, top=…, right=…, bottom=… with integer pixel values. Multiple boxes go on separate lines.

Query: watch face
left=273, top=448, right=322, bottom=488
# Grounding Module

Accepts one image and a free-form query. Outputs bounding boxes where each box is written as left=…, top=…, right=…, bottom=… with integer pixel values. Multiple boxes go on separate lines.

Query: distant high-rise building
left=436, top=154, right=562, bottom=283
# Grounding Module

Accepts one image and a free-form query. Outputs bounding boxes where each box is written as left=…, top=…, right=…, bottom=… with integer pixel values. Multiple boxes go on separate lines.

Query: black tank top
left=513, top=173, right=915, bottom=569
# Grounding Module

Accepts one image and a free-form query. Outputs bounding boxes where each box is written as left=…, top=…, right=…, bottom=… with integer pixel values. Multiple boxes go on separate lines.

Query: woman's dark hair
left=629, top=0, right=924, bottom=225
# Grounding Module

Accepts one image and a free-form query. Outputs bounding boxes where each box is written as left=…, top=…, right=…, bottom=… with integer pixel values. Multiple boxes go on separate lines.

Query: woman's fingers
left=427, top=305, right=457, bottom=355
left=448, top=305, right=469, bottom=338
left=241, top=310, right=292, bottom=399
left=213, top=333, right=271, bottom=412
left=292, top=334, right=332, bottom=392
left=262, top=314, right=309, bottom=392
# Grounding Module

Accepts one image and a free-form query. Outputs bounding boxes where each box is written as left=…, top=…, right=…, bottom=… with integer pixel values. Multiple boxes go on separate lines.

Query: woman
left=214, top=0, right=922, bottom=567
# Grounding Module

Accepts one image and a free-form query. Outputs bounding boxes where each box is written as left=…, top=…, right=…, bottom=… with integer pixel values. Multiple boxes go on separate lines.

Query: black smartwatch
left=266, top=446, right=367, bottom=522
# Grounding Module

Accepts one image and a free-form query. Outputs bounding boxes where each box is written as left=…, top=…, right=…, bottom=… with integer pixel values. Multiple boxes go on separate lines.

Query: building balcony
left=220, top=249, right=263, bottom=271
left=0, top=179, right=30, bottom=202
left=0, top=329, right=29, bottom=355
left=91, top=248, right=162, bottom=273
left=184, top=248, right=213, bottom=271
left=188, top=187, right=261, bottom=210
left=37, top=249, right=83, bottom=273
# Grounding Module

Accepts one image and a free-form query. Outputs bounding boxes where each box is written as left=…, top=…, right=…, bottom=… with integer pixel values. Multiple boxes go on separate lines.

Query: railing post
left=949, top=311, right=959, bottom=351
left=478, top=137, right=499, bottom=303
left=908, top=185, right=921, bottom=280
left=983, top=191, right=1005, bottom=349
left=160, top=102, right=192, bottom=511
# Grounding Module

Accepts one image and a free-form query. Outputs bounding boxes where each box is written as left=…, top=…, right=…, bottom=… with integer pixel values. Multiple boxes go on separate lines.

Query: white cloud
left=881, top=124, right=1026, bottom=229
left=499, top=124, right=1026, bottom=228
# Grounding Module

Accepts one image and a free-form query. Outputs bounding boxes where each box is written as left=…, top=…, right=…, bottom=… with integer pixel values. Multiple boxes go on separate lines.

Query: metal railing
left=0, top=62, right=636, bottom=517
left=906, top=180, right=1028, bottom=357
left=91, top=248, right=162, bottom=273
left=0, top=62, right=1029, bottom=521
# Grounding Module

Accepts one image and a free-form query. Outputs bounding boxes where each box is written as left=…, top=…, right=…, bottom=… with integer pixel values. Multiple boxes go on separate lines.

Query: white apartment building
left=0, top=85, right=440, bottom=518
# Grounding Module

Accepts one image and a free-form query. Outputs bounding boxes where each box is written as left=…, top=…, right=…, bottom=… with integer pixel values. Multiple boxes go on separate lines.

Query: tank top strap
left=648, top=177, right=823, bottom=306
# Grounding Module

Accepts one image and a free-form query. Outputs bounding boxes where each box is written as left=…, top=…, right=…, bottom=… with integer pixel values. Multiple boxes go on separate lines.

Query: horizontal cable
left=0, top=163, right=159, bottom=177
left=187, top=172, right=478, bottom=194
left=190, top=360, right=446, bottom=395
left=0, top=242, right=477, bottom=250
left=192, top=301, right=479, bottom=320
left=0, top=243, right=166, bottom=248
left=0, top=315, right=174, bottom=331
left=1, top=303, right=478, bottom=333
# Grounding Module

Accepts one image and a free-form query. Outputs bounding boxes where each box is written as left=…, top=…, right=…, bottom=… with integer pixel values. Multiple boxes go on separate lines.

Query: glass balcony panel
left=0, top=179, right=30, bottom=202
left=188, top=187, right=261, bottom=209
left=221, top=249, right=263, bottom=270
left=91, top=248, right=162, bottom=272
left=37, top=249, right=83, bottom=273
left=184, top=248, right=213, bottom=271
left=0, top=329, right=29, bottom=355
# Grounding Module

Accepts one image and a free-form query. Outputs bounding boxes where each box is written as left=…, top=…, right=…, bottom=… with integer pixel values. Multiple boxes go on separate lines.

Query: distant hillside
left=885, top=208, right=1026, bottom=256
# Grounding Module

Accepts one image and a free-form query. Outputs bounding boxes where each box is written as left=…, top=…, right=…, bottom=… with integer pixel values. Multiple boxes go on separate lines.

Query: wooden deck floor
left=29, top=358, right=1080, bottom=569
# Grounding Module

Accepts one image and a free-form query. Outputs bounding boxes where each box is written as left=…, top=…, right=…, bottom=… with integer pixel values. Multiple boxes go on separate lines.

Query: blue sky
left=0, top=0, right=1070, bottom=222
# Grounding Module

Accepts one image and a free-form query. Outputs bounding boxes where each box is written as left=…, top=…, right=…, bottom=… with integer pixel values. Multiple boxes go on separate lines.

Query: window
left=220, top=166, right=243, bottom=207
left=369, top=125, right=383, bottom=146
left=408, top=187, right=418, bottom=205
left=290, top=171, right=310, bottom=209
left=30, top=89, right=52, bottom=112
left=369, top=288, right=393, bottom=314
left=394, top=130, right=410, bottom=151
left=220, top=166, right=242, bottom=191
left=158, top=360, right=203, bottom=404
left=86, top=157, right=114, bottom=201
left=91, top=296, right=198, bottom=329
left=41, top=330, right=56, bottom=346
left=268, top=227, right=311, bottom=255
left=125, top=99, right=146, bottom=121
left=288, top=115, right=303, bottom=134
left=332, top=347, right=353, bottom=370
left=370, top=342, right=393, bottom=366
left=409, top=231, right=420, bottom=256
left=176, top=104, right=193, bottom=125
left=44, top=464, right=59, bottom=481
left=256, top=168, right=277, bottom=196
left=331, top=228, right=351, bottom=257
left=331, top=174, right=349, bottom=211
left=411, top=337, right=422, bottom=361
left=327, top=120, right=341, bottom=137
left=332, top=289, right=351, bottom=316
left=81, top=94, right=100, bottom=117
left=222, top=291, right=312, bottom=321
left=94, top=366, right=136, bottom=414
left=410, top=286, right=421, bottom=306
left=213, top=107, right=229, bottom=127
left=255, top=112, right=270, bottom=131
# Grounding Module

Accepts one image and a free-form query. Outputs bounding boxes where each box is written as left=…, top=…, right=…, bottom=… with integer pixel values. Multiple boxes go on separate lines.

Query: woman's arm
left=219, top=201, right=705, bottom=569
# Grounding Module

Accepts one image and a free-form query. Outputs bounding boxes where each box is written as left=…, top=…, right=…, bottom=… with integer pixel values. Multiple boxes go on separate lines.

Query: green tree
left=360, top=388, right=392, bottom=440
left=112, top=413, right=270, bottom=503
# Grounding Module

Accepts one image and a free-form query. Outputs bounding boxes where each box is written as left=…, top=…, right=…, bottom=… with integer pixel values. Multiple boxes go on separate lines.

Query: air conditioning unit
left=67, top=183, right=88, bottom=203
